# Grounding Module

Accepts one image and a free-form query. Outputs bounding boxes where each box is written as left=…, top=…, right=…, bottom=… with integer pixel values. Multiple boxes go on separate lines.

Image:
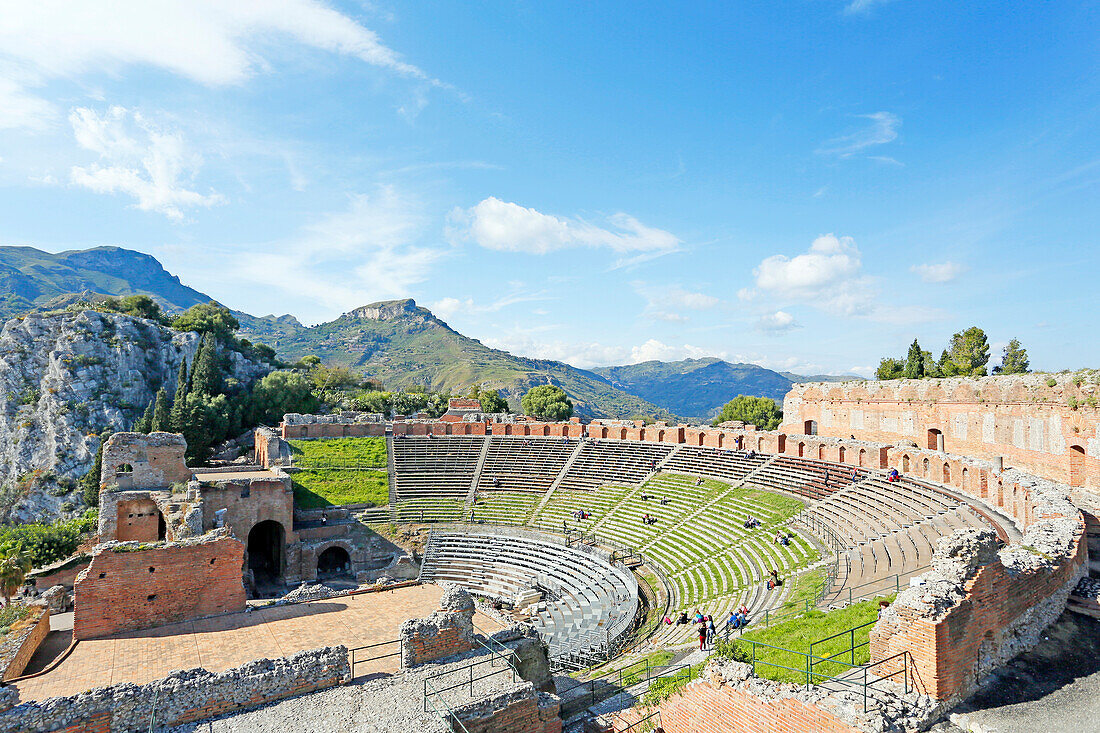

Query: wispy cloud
left=632, top=281, right=720, bottom=322
left=447, top=197, right=681, bottom=257
left=911, top=261, right=966, bottom=283
left=430, top=287, right=551, bottom=319
left=0, top=0, right=443, bottom=129
left=844, top=0, right=895, bottom=14
left=816, top=112, right=900, bottom=159
left=756, top=310, right=801, bottom=334
left=68, top=106, right=224, bottom=220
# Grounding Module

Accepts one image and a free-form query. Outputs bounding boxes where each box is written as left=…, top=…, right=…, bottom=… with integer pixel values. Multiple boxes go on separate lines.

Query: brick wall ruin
left=448, top=682, right=562, bottom=733
left=870, top=483, right=1086, bottom=703
left=99, top=432, right=192, bottom=492
left=0, top=646, right=350, bottom=733
left=782, top=376, right=1100, bottom=495
left=281, top=412, right=385, bottom=439
left=400, top=585, right=477, bottom=667
left=73, top=528, right=246, bottom=640
left=0, top=607, right=49, bottom=681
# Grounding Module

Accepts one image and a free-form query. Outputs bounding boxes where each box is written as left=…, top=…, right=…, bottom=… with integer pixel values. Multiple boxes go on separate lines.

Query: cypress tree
left=151, top=388, right=171, bottom=432
left=190, top=333, right=222, bottom=396
left=134, top=398, right=154, bottom=433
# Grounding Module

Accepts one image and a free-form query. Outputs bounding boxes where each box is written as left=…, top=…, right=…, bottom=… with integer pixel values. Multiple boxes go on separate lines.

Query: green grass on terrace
left=470, top=491, right=541, bottom=525
left=720, top=595, right=895, bottom=684
left=292, top=468, right=389, bottom=509
left=395, top=497, right=467, bottom=522
left=289, top=437, right=388, bottom=467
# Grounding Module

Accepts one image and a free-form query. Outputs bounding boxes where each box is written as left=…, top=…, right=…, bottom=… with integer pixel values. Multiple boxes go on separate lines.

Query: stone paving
left=14, top=583, right=502, bottom=703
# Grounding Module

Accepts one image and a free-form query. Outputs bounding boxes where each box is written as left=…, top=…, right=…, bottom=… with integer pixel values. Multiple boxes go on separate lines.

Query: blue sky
left=1, top=1, right=1098, bottom=376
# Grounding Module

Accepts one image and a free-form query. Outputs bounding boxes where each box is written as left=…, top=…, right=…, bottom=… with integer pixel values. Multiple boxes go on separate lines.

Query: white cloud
left=845, top=0, right=894, bottom=14
left=0, top=0, right=438, bottom=129
left=756, top=310, right=800, bottom=334
left=911, top=261, right=966, bottom=283
left=218, top=185, right=444, bottom=319
left=447, top=197, right=681, bottom=256
left=628, top=339, right=717, bottom=364
left=0, top=75, right=53, bottom=130
left=750, top=234, right=874, bottom=316
left=816, top=112, right=900, bottom=159
left=429, top=289, right=550, bottom=320
left=632, top=281, right=719, bottom=322
left=68, top=106, right=224, bottom=220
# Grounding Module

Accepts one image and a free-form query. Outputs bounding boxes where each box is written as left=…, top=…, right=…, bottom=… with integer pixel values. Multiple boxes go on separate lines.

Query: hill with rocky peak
left=0, top=245, right=213, bottom=320
left=237, top=299, right=679, bottom=421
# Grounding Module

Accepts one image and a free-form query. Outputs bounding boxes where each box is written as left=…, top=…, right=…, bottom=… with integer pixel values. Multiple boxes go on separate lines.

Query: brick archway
left=1070, top=445, right=1086, bottom=487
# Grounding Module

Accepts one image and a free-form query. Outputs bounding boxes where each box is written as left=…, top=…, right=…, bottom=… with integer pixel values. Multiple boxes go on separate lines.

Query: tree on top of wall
left=947, top=327, right=990, bottom=376
left=712, top=395, right=782, bottom=430
left=468, top=385, right=509, bottom=413
left=876, top=358, right=904, bottom=380
left=521, top=385, right=574, bottom=421
left=996, top=339, right=1030, bottom=374
left=904, top=339, right=926, bottom=379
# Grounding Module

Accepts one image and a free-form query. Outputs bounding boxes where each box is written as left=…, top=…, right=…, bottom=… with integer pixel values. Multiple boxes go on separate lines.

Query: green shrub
left=0, top=509, right=99, bottom=568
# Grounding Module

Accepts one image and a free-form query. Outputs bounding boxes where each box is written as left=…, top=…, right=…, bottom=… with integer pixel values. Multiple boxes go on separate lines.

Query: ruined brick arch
left=804, top=419, right=818, bottom=436
left=927, top=428, right=944, bottom=452
left=615, top=427, right=627, bottom=440
left=247, top=520, right=286, bottom=586
left=757, top=436, right=766, bottom=451
left=943, top=462, right=951, bottom=483
left=858, top=448, right=867, bottom=467
left=1069, top=444, right=1086, bottom=487
left=315, top=540, right=354, bottom=578
left=657, top=429, right=666, bottom=442
left=116, top=463, right=134, bottom=473
left=777, top=435, right=786, bottom=453
left=902, top=454, right=911, bottom=472
left=797, top=442, right=805, bottom=457
left=922, top=457, right=930, bottom=476
left=817, top=445, right=825, bottom=460
left=961, top=466, right=969, bottom=490
left=692, top=433, right=704, bottom=447
left=838, top=447, right=846, bottom=463
left=716, top=433, right=726, bottom=448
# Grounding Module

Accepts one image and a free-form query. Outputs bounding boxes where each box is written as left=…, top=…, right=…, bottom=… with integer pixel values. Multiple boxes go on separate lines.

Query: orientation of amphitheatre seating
left=6, top=386, right=1093, bottom=733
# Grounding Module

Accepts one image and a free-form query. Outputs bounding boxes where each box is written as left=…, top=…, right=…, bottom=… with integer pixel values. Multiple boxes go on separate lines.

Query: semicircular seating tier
left=387, top=436, right=1020, bottom=648
left=418, top=528, right=638, bottom=660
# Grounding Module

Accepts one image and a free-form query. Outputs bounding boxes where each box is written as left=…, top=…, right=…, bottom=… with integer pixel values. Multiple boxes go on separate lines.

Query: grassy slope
left=289, top=437, right=388, bottom=467
left=725, top=596, right=894, bottom=684
left=291, top=469, right=389, bottom=508
left=240, top=299, right=679, bottom=421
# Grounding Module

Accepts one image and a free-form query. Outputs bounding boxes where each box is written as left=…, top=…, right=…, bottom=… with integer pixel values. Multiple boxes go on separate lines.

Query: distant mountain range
left=0, top=245, right=858, bottom=420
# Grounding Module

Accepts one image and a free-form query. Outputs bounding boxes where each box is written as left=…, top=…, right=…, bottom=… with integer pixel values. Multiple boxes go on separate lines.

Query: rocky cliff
left=0, top=310, right=269, bottom=523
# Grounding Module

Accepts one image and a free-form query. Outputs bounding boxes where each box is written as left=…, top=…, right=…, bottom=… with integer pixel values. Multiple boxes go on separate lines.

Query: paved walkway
left=15, top=583, right=502, bottom=703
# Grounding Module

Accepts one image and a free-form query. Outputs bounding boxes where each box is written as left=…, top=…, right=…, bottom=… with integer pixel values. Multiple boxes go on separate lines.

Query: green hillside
left=238, top=299, right=679, bottom=421
left=593, top=358, right=797, bottom=420
left=0, top=245, right=212, bottom=320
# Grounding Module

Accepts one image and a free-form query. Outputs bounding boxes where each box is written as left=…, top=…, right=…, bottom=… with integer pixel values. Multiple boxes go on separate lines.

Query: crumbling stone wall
left=782, top=376, right=1100, bottom=493
left=0, top=606, right=49, bottom=681
left=73, top=528, right=246, bottom=640
left=254, top=427, right=292, bottom=467
left=281, top=412, right=385, bottom=439
left=400, top=585, right=477, bottom=667
left=0, top=646, right=350, bottom=733
left=99, top=432, right=191, bottom=492
left=870, top=515, right=1086, bottom=703
left=97, top=487, right=202, bottom=543
left=448, top=681, right=562, bottom=733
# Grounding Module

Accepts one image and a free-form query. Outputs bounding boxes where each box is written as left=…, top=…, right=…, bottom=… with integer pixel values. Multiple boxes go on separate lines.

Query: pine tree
left=190, top=333, right=222, bottom=396
left=173, top=359, right=189, bottom=404
left=134, top=398, right=154, bottom=433
left=903, top=339, right=925, bottom=379
left=151, top=388, right=171, bottom=432
left=999, top=339, right=1030, bottom=374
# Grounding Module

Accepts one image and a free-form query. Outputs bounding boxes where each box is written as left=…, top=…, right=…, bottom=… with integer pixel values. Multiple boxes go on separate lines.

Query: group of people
left=641, top=513, right=657, bottom=525
left=886, top=467, right=900, bottom=482
left=743, top=516, right=761, bottom=529
left=572, top=509, right=591, bottom=520
left=772, top=530, right=790, bottom=546
left=766, top=569, right=783, bottom=590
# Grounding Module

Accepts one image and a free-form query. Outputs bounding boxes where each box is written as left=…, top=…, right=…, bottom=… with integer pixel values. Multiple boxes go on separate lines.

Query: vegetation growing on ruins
left=289, top=437, right=388, bottom=467
left=291, top=469, right=389, bottom=509
left=521, top=384, right=574, bottom=420
left=711, top=395, right=782, bottom=430
left=876, top=327, right=1024, bottom=380
left=0, top=510, right=99, bottom=568
left=717, top=596, right=893, bottom=684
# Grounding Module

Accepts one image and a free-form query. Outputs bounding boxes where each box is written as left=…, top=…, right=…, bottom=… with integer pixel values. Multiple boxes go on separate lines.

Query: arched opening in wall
left=1070, top=445, right=1086, bottom=487
left=116, top=463, right=133, bottom=474
left=758, top=437, right=766, bottom=451
left=962, top=467, right=969, bottom=490
left=927, top=429, right=944, bottom=452
left=838, top=447, right=846, bottom=463
left=247, top=520, right=285, bottom=591
left=797, top=442, right=805, bottom=457
left=777, top=435, right=786, bottom=453
left=317, top=546, right=351, bottom=580
left=817, top=445, right=825, bottom=460
left=922, top=458, right=930, bottom=475
left=804, top=420, right=818, bottom=436
left=902, top=455, right=910, bottom=473
left=858, top=449, right=866, bottom=467
left=943, top=463, right=951, bottom=483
